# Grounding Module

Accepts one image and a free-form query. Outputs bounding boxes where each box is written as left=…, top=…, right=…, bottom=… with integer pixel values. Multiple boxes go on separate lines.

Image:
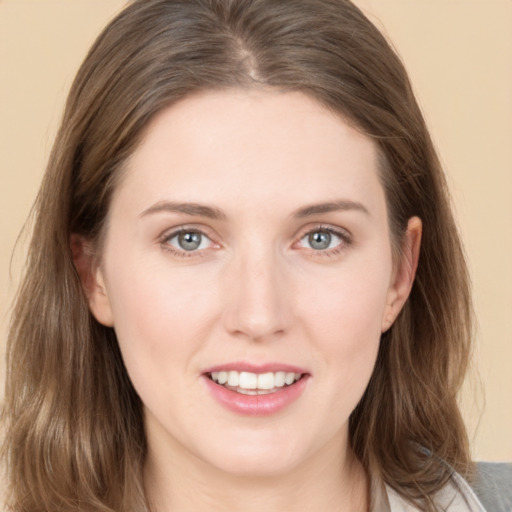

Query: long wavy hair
left=2, top=0, right=473, bottom=510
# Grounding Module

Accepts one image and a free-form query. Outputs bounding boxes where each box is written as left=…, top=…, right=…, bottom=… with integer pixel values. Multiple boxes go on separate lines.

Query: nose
left=222, top=249, right=293, bottom=342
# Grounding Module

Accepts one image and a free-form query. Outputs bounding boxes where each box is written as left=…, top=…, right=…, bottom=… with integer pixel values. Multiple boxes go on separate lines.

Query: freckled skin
left=87, top=89, right=420, bottom=510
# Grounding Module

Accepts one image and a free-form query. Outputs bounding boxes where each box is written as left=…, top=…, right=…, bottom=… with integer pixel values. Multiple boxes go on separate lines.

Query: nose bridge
left=223, top=241, right=291, bottom=341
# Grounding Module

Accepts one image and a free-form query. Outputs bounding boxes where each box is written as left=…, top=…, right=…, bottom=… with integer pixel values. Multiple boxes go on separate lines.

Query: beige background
left=1, top=0, right=511, bottom=461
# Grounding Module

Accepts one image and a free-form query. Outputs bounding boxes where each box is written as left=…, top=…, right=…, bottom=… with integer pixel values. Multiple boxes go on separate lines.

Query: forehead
left=116, top=89, right=385, bottom=219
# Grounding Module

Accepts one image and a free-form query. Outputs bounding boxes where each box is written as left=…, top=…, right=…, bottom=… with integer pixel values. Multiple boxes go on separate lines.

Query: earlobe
left=70, top=234, right=114, bottom=327
left=381, top=217, right=422, bottom=332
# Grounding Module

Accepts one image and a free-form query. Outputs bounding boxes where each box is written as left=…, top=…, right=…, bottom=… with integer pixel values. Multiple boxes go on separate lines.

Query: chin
left=197, top=433, right=308, bottom=479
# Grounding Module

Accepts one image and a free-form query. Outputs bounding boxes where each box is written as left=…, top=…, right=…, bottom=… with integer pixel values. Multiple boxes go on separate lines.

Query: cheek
left=300, top=257, right=392, bottom=342
left=307, top=286, right=384, bottom=376
left=103, top=257, right=219, bottom=381
left=297, top=256, right=392, bottom=395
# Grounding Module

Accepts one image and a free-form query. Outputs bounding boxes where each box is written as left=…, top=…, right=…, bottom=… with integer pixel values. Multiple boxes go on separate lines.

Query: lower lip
left=202, top=375, right=309, bottom=416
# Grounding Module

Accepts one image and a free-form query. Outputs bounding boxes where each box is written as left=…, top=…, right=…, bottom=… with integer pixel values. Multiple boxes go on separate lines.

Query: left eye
left=299, top=229, right=343, bottom=251
left=167, top=230, right=212, bottom=252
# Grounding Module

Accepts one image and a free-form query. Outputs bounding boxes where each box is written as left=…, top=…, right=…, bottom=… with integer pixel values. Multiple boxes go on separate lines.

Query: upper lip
left=202, top=362, right=309, bottom=375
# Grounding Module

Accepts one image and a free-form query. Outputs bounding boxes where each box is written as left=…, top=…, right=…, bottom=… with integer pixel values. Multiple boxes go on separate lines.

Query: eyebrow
left=139, top=199, right=369, bottom=221
left=292, top=200, right=370, bottom=218
left=139, top=201, right=227, bottom=220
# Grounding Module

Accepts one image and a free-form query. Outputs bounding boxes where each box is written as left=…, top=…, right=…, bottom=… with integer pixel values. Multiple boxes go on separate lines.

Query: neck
left=144, top=432, right=369, bottom=512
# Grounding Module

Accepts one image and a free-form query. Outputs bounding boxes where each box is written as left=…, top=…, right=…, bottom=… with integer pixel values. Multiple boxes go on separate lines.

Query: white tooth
left=239, top=372, right=257, bottom=389
left=211, top=372, right=219, bottom=382
left=294, top=373, right=302, bottom=382
left=227, top=371, right=239, bottom=387
left=284, top=372, right=295, bottom=385
left=237, top=388, right=251, bottom=395
left=217, top=371, right=228, bottom=385
left=274, top=371, right=286, bottom=387
left=257, top=372, right=275, bottom=390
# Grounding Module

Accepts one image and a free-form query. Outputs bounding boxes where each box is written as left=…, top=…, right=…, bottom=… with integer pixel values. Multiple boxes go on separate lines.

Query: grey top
left=471, top=462, right=512, bottom=512
left=382, top=462, right=512, bottom=512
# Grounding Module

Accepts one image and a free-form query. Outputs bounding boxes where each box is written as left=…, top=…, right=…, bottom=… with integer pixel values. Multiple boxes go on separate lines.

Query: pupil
left=309, top=231, right=331, bottom=250
left=178, top=232, right=201, bottom=251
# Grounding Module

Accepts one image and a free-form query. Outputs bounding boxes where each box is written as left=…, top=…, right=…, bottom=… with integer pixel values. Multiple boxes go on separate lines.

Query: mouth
left=207, top=370, right=305, bottom=395
left=202, top=364, right=310, bottom=415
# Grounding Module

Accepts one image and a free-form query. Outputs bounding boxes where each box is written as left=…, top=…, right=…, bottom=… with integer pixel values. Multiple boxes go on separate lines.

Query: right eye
left=162, top=228, right=216, bottom=257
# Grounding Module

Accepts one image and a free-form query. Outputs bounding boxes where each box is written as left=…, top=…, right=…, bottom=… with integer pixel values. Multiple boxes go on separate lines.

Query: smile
left=202, top=365, right=309, bottom=416
left=208, top=370, right=303, bottom=395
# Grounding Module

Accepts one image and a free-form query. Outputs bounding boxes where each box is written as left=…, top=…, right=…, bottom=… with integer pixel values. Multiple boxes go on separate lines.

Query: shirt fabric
left=382, top=472, right=487, bottom=512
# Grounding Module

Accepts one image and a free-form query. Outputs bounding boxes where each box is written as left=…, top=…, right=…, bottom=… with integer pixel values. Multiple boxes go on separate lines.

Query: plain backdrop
left=1, top=0, right=511, bottom=461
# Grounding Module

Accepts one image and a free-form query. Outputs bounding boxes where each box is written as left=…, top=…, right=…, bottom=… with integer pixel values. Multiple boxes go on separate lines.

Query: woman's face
left=87, top=89, right=419, bottom=478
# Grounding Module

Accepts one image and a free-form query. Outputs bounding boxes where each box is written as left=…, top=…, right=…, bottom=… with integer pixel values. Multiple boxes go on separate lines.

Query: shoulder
left=384, top=462, right=511, bottom=512
left=386, top=462, right=512, bottom=511
left=470, top=461, right=512, bottom=512
left=386, top=471, right=484, bottom=511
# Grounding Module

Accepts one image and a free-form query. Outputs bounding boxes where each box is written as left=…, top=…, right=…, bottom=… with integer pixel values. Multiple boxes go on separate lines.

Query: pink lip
left=201, top=362, right=310, bottom=417
left=203, top=362, right=308, bottom=375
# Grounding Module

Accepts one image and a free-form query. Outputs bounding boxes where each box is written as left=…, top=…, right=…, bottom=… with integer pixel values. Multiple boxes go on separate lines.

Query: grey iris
left=178, top=232, right=202, bottom=251
left=309, top=231, right=331, bottom=250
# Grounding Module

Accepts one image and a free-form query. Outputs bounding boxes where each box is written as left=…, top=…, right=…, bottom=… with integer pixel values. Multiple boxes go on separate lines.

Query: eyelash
left=159, top=224, right=353, bottom=259
left=296, top=224, right=353, bottom=258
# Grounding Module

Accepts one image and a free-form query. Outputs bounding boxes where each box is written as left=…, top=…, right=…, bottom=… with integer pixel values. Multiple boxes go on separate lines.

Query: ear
left=70, top=234, right=114, bottom=327
left=381, top=217, right=422, bottom=332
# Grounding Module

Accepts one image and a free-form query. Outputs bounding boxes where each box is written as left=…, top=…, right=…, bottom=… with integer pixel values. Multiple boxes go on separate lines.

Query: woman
left=1, top=0, right=489, bottom=510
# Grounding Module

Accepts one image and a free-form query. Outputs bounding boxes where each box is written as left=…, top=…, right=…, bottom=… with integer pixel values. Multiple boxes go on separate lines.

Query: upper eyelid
left=159, top=224, right=217, bottom=242
left=295, top=223, right=352, bottom=240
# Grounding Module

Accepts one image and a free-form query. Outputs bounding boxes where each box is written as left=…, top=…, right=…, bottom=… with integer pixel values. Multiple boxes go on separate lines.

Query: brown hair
left=2, top=0, right=473, bottom=510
